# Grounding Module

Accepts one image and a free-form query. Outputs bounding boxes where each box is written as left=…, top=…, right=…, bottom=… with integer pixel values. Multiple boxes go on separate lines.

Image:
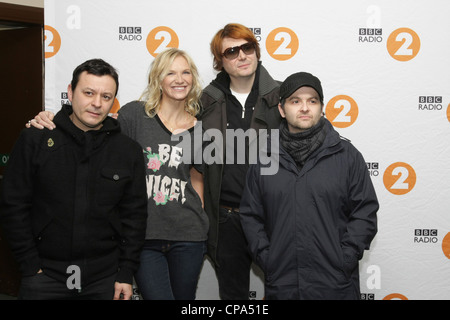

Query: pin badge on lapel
left=47, top=138, right=54, bottom=147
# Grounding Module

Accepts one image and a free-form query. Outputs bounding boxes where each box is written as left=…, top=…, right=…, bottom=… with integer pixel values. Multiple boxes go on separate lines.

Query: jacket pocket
left=32, top=212, right=69, bottom=260
left=32, top=212, right=53, bottom=242
left=96, top=168, right=132, bottom=205
left=340, top=246, right=358, bottom=279
left=262, top=245, right=274, bottom=282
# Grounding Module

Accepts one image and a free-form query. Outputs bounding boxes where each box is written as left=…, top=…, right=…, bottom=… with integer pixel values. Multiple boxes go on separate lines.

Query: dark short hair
left=71, top=59, right=119, bottom=96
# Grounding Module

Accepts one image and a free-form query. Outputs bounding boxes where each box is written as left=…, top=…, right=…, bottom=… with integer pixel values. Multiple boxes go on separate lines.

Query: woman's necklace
left=158, top=111, right=191, bottom=133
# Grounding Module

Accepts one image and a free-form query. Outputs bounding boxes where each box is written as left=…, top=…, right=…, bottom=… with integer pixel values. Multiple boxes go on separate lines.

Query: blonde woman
left=27, top=48, right=208, bottom=300
left=118, top=48, right=208, bottom=300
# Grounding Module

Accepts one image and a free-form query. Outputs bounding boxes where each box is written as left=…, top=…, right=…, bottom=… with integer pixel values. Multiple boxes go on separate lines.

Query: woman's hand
left=26, top=111, right=56, bottom=130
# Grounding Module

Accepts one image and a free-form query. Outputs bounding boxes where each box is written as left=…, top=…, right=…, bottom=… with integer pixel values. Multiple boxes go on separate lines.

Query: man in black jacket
left=0, top=59, right=148, bottom=300
left=200, top=23, right=281, bottom=299
left=240, top=72, right=378, bottom=299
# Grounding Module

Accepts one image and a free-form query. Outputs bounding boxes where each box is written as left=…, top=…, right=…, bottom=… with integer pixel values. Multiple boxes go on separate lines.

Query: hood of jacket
left=55, top=104, right=121, bottom=144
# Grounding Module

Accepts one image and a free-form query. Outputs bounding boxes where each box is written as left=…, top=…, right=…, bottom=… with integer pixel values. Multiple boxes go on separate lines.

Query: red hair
left=210, top=23, right=260, bottom=71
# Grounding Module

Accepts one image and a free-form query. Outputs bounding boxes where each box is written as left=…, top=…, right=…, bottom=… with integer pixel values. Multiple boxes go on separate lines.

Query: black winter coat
left=0, top=105, right=148, bottom=286
left=199, top=64, right=281, bottom=266
left=240, top=119, right=378, bottom=299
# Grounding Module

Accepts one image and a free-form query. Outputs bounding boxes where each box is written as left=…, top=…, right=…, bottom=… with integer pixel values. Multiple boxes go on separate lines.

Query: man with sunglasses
left=200, top=23, right=281, bottom=300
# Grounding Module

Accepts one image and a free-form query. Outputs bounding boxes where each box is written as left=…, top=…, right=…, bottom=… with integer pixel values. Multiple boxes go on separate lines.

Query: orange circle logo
left=387, top=28, right=420, bottom=61
left=44, top=25, right=61, bottom=59
left=383, top=162, right=416, bottom=195
left=110, top=98, right=121, bottom=114
left=146, top=26, right=179, bottom=57
left=383, top=293, right=408, bottom=300
left=265, top=27, right=299, bottom=61
left=447, top=103, right=450, bottom=123
left=325, top=95, right=359, bottom=128
left=442, top=232, right=450, bottom=259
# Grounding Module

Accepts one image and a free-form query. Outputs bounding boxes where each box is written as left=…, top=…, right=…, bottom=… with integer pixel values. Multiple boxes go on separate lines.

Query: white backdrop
left=43, top=0, right=450, bottom=300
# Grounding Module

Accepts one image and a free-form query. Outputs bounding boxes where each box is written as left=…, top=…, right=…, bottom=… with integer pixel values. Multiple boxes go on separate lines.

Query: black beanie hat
left=279, top=72, right=323, bottom=102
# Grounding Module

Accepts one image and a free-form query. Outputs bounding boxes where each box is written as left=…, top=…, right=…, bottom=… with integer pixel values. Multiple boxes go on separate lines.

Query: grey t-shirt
left=118, top=101, right=208, bottom=241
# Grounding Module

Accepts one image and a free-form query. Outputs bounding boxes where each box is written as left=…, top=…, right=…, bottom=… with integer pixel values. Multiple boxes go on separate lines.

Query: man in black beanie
left=239, top=71, right=379, bottom=299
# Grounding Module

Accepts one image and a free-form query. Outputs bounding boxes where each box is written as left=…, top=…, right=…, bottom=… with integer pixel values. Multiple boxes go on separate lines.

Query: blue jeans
left=134, top=240, right=206, bottom=300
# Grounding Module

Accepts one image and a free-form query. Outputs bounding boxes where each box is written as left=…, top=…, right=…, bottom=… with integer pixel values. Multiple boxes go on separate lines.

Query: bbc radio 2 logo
left=44, top=25, right=61, bottom=59
left=414, top=229, right=438, bottom=244
left=239, top=26, right=300, bottom=62
left=387, top=28, right=420, bottom=62
left=146, top=26, right=179, bottom=57
left=359, top=5, right=383, bottom=44
left=359, top=28, right=382, bottom=43
left=413, top=230, right=450, bottom=260
left=360, top=5, right=421, bottom=61
left=366, top=162, right=379, bottom=177
left=383, top=162, right=416, bottom=195
left=415, top=229, right=450, bottom=260
left=61, top=92, right=70, bottom=106
left=418, top=96, right=443, bottom=111
left=325, top=95, right=359, bottom=128
left=265, top=27, right=299, bottom=61
left=447, top=103, right=450, bottom=123
left=360, top=293, right=375, bottom=300
left=248, top=27, right=262, bottom=42
left=119, top=27, right=142, bottom=41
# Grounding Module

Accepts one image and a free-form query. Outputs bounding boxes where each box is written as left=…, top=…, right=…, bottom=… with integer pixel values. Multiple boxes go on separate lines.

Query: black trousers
left=18, top=272, right=116, bottom=300
left=215, top=207, right=253, bottom=300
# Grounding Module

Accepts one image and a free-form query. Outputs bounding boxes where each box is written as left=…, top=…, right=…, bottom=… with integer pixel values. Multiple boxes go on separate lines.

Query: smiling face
left=160, top=55, right=193, bottom=103
left=221, top=37, right=258, bottom=82
left=278, top=86, right=324, bottom=133
left=68, top=71, right=116, bottom=131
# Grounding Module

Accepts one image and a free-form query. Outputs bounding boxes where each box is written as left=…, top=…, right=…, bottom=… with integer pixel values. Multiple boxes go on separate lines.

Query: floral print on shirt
left=144, top=145, right=187, bottom=206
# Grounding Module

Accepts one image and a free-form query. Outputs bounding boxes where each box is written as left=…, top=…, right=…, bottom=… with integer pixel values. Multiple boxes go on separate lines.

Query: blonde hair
left=139, top=48, right=203, bottom=117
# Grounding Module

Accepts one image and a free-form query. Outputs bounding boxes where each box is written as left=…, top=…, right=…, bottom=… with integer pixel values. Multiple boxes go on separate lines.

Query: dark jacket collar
left=211, top=61, right=262, bottom=95
left=275, top=118, right=343, bottom=174
left=54, top=104, right=121, bottom=146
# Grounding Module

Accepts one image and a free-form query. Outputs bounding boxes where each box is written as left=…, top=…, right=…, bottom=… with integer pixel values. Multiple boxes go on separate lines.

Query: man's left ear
left=278, top=102, right=286, bottom=118
left=67, top=84, right=73, bottom=103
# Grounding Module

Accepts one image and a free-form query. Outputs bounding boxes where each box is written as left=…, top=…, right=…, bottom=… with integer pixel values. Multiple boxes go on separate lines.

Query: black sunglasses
left=222, top=42, right=256, bottom=60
